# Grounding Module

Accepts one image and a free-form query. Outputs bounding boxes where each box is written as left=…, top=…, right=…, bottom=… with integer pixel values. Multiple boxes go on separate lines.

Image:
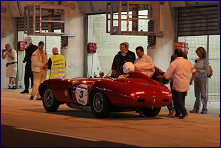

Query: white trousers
left=31, top=69, right=47, bottom=98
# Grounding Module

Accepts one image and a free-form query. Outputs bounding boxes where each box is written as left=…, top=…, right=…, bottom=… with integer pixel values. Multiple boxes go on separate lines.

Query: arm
left=31, top=53, right=44, bottom=68
left=6, top=49, right=15, bottom=60
left=2, top=49, right=6, bottom=59
left=190, top=71, right=196, bottom=85
left=164, top=62, right=175, bottom=80
left=194, top=59, right=209, bottom=74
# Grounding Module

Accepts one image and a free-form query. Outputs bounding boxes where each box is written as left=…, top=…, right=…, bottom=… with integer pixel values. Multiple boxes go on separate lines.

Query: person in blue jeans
left=190, top=47, right=209, bottom=114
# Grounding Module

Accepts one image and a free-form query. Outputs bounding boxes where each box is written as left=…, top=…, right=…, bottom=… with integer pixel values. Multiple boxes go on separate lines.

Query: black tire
left=42, top=86, right=59, bottom=112
left=90, top=91, right=111, bottom=118
left=66, top=103, right=71, bottom=108
left=142, top=107, right=161, bottom=117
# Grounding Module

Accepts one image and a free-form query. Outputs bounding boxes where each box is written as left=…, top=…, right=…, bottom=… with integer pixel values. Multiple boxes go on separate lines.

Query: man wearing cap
left=48, top=47, right=66, bottom=79
left=29, top=41, right=48, bottom=100
left=20, top=36, right=37, bottom=93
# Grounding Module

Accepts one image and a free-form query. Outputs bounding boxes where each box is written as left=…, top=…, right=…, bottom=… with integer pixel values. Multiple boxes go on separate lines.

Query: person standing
left=190, top=47, right=209, bottom=114
left=48, top=47, right=66, bottom=79
left=168, top=42, right=188, bottom=117
left=20, top=36, right=37, bottom=93
left=29, top=41, right=48, bottom=100
left=2, top=43, right=17, bottom=89
left=111, top=43, right=133, bottom=77
left=134, top=46, right=155, bottom=78
left=123, top=42, right=136, bottom=63
left=164, top=50, right=196, bottom=119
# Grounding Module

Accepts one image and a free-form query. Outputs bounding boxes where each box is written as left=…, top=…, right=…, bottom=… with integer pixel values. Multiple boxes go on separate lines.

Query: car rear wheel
left=142, top=107, right=161, bottom=117
left=90, top=91, right=111, bottom=118
left=42, top=86, right=59, bottom=112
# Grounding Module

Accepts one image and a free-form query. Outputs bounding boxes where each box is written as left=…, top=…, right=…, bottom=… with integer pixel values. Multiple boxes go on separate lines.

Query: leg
left=200, top=76, right=208, bottom=114
left=21, top=69, right=30, bottom=93
left=190, top=77, right=201, bottom=113
left=24, top=68, right=30, bottom=90
left=172, top=90, right=181, bottom=116
left=30, top=71, right=34, bottom=88
left=36, top=69, right=47, bottom=99
left=30, top=72, right=40, bottom=99
left=179, top=92, right=187, bottom=117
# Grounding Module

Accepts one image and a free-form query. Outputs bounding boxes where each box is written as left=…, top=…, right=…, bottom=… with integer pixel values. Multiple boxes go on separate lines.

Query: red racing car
left=39, top=72, right=172, bottom=118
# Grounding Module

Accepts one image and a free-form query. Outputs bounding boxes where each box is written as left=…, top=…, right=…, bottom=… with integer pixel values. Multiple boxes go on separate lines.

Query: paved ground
left=1, top=89, right=220, bottom=147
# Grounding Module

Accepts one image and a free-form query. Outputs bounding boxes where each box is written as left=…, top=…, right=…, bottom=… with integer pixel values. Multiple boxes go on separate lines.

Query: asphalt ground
left=1, top=89, right=220, bottom=147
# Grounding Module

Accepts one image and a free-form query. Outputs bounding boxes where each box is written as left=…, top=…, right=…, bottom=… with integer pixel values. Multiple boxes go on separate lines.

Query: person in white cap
left=20, top=36, right=37, bottom=93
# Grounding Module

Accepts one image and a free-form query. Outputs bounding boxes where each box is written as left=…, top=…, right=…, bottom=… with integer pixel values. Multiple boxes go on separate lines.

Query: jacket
left=31, top=49, right=48, bottom=72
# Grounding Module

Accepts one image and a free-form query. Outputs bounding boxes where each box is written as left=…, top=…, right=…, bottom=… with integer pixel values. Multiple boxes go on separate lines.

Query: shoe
left=8, top=85, right=12, bottom=89
left=179, top=113, right=188, bottom=119
left=36, top=98, right=42, bottom=100
left=29, top=96, right=34, bottom=100
left=201, top=110, right=207, bottom=114
left=189, top=109, right=199, bottom=113
left=168, top=110, right=175, bottom=117
left=20, top=90, right=29, bottom=93
left=12, top=85, right=16, bottom=89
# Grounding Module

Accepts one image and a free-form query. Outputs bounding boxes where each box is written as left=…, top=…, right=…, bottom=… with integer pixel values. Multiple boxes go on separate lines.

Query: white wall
left=63, top=1, right=85, bottom=79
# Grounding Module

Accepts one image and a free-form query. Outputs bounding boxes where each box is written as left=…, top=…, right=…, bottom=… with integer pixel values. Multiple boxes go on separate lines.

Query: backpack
left=207, top=65, right=213, bottom=78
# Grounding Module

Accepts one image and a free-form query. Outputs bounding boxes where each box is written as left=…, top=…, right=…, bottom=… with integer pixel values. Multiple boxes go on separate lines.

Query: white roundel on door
left=75, top=84, right=88, bottom=105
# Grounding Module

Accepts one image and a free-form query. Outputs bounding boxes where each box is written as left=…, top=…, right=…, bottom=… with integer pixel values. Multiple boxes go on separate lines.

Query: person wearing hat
left=29, top=41, right=48, bottom=100
left=20, top=36, right=37, bottom=93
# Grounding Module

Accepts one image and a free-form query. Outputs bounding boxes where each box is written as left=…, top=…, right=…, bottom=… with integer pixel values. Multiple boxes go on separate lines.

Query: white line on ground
left=15, top=127, right=100, bottom=142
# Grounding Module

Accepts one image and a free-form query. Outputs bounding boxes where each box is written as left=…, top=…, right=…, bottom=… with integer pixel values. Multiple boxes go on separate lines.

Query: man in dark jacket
left=111, top=43, right=133, bottom=77
left=20, top=36, right=37, bottom=93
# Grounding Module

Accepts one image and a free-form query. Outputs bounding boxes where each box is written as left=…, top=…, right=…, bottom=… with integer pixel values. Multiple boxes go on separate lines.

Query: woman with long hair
left=190, top=47, right=209, bottom=114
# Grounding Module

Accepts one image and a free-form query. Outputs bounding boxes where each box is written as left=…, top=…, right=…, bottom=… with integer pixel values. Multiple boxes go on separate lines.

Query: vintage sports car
left=39, top=72, right=172, bottom=118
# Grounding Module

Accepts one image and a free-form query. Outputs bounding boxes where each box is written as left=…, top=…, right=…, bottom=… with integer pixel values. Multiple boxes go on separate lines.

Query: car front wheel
left=42, top=86, right=59, bottom=112
left=90, top=91, right=111, bottom=118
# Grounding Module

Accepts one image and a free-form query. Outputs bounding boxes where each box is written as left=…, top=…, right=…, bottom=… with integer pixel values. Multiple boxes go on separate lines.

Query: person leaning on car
left=48, top=47, right=66, bottom=79
left=29, top=41, right=48, bottom=100
left=111, top=43, right=133, bottom=77
left=163, top=50, right=196, bottom=119
left=134, top=46, right=155, bottom=78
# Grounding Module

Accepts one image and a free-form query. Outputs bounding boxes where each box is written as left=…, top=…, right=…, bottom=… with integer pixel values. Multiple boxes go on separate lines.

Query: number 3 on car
left=75, top=84, right=88, bottom=105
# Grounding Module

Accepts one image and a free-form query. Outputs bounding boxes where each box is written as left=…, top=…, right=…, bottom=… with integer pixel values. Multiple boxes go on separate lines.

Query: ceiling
left=1, top=1, right=220, bottom=17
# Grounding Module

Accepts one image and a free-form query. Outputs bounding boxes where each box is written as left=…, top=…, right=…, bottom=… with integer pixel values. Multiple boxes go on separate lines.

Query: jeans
left=194, top=76, right=208, bottom=111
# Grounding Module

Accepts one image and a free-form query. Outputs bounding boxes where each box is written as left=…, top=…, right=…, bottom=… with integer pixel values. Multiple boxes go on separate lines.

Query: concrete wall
left=64, top=1, right=85, bottom=79
left=1, top=2, right=16, bottom=89
left=87, top=2, right=199, bottom=107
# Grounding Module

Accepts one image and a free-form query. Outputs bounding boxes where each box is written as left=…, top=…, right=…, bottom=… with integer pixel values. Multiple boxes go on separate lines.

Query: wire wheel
left=42, top=86, right=59, bottom=112
left=93, top=93, right=104, bottom=113
left=90, top=91, right=111, bottom=118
